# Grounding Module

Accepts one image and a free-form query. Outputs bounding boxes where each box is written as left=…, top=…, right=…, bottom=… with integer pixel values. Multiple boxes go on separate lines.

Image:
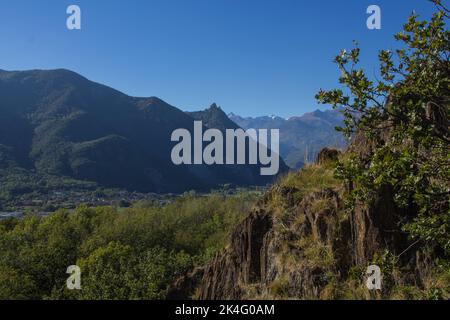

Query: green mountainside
left=0, top=69, right=286, bottom=200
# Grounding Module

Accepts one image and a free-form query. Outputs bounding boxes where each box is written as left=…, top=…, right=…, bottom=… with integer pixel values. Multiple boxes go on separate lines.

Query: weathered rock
left=168, top=148, right=430, bottom=300
left=168, top=210, right=273, bottom=300
left=167, top=267, right=204, bottom=300
left=199, top=210, right=272, bottom=299
left=316, top=148, right=340, bottom=165
left=351, top=185, right=407, bottom=265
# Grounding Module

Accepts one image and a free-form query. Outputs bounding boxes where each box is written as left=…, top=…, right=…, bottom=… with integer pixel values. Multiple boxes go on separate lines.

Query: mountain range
left=0, top=68, right=347, bottom=196
left=229, top=110, right=347, bottom=169
left=0, top=69, right=287, bottom=194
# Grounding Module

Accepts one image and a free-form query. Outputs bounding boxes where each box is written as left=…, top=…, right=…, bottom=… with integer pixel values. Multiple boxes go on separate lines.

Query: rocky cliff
left=168, top=147, right=446, bottom=300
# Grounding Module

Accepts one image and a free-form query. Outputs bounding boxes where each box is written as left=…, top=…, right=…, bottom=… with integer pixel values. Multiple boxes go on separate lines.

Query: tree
left=77, top=242, right=137, bottom=300
left=316, top=1, right=449, bottom=253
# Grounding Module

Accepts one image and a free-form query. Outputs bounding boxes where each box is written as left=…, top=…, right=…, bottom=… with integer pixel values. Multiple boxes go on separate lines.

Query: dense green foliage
left=0, top=192, right=257, bottom=299
left=0, top=168, right=97, bottom=207
left=317, top=3, right=449, bottom=254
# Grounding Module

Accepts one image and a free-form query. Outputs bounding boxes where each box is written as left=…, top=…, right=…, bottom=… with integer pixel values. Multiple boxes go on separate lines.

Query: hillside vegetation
left=0, top=2, right=447, bottom=301
left=0, top=192, right=257, bottom=299
left=168, top=4, right=449, bottom=300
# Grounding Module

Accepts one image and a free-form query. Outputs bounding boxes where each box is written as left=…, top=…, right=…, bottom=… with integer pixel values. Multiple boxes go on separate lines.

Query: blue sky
left=0, top=0, right=437, bottom=117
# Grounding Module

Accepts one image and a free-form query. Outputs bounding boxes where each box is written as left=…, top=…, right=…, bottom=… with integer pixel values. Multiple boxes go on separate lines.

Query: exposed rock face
left=316, top=148, right=340, bottom=165
left=168, top=148, right=433, bottom=300
left=255, top=188, right=353, bottom=299
left=351, top=185, right=406, bottom=265
left=169, top=210, right=272, bottom=299
left=166, top=267, right=205, bottom=300
left=167, top=186, right=347, bottom=299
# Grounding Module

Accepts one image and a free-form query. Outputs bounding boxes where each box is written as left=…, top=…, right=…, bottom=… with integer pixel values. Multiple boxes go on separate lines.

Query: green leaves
left=0, top=192, right=256, bottom=299
left=316, top=6, right=450, bottom=253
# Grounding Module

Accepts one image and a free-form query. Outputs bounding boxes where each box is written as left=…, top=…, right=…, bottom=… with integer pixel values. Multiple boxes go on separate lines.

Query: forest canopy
left=0, top=192, right=256, bottom=299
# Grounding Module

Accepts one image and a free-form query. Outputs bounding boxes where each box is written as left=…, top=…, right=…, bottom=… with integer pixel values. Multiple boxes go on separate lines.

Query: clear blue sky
left=0, top=0, right=437, bottom=117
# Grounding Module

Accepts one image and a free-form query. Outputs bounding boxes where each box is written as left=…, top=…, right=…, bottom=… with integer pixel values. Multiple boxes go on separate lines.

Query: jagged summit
left=187, top=103, right=240, bottom=131
left=229, top=110, right=346, bottom=168
left=0, top=69, right=284, bottom=193
left=209, top=102, right=220, bottom=109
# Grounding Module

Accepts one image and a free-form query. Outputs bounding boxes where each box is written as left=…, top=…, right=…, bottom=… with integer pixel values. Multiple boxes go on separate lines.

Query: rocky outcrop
left=351, top=185, right=407, bottom=265
left=168, top=185, right=350, bottom=299
left=166, top=267, right=205, bottom=300
left=168, top=148, right=436, bottom=300
left=169, top=210, right=272, bottom=299
left=199, top=209, right=273, bottom=299
left=316, top=148, right=340, bottom=165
